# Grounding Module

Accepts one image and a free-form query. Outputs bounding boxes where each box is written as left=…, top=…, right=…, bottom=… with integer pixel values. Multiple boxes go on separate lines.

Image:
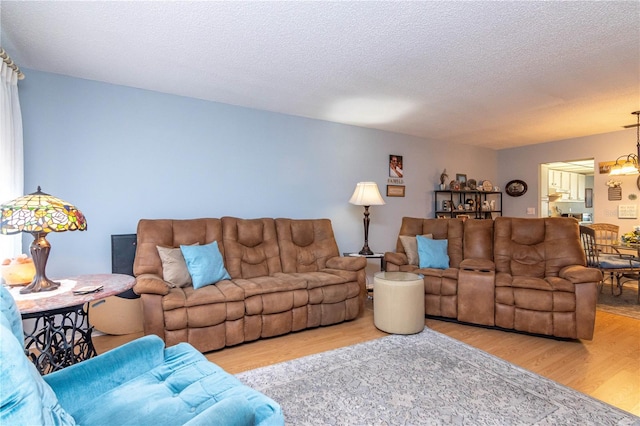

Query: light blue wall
left=18, top=70, right=498, bottom=278
left=497, top=131, right=639, bottom=232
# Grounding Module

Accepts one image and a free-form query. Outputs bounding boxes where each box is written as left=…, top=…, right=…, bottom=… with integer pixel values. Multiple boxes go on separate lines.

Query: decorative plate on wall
left=505, top=179, right=528, bottom=197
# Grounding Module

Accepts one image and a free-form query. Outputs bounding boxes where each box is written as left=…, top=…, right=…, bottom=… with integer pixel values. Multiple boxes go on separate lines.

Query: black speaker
left=111, top=234, right=139, bottom=299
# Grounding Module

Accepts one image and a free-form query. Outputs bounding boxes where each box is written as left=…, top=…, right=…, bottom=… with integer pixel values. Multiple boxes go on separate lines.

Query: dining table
left=609, top=243, right=640, bottom=303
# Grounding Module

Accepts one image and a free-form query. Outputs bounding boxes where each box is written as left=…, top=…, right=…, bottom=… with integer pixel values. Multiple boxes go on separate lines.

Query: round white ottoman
left=374, top=271, right=425, bottom=334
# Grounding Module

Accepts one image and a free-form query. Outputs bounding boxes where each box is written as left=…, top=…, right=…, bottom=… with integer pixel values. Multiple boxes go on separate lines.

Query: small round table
left=373, top=271, right=425, bottom=334
left=8, top=273, right=135, bottom=374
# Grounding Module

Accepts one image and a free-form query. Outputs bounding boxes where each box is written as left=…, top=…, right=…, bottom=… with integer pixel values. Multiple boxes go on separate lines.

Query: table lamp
left=0, top=186, right=87, bottom=294
left=349, top=182, right=385, bottom=255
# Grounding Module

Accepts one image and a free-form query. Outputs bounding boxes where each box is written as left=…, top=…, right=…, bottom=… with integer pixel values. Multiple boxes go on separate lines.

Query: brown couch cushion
left=494, top=217, right=585, bottom=278
left=233, top=274, right=307, bottom=298
left=276, top=219, right=340, bottom=273
left=134, top=219, right=223, bottom=277
left=221, top=217, right=282, bottom=279
left=463, top=219, right=494, bottom=260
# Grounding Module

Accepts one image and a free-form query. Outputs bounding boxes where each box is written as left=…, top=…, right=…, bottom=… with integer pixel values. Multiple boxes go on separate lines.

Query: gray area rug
left=597, top=280, right=640, bottom=320
left=237, top=329, right=639, bottom=425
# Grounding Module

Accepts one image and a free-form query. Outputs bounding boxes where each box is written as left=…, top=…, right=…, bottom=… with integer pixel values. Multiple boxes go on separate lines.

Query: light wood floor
left=94, top=300, right=640, bottom=417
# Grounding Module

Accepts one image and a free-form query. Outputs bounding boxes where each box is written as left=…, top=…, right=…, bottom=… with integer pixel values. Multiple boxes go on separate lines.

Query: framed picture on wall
left=387, top=185, right=405, bottom=197
left=389, top=155, right=403, bottom=178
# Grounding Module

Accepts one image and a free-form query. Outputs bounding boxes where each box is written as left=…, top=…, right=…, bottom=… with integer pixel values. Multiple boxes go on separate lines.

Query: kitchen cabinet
left=577, top=175, right=586, bottom=201
left=548, top=169, right=587, bottom=201
left=548, top=170, right=562, bottom=189
left=569, top=173, right=579, bottom=200
left=565, top=173, right=586, bottom=201
left=541, top=165, right=549, bottom=198
left=560, top=172, right=572, bottom=192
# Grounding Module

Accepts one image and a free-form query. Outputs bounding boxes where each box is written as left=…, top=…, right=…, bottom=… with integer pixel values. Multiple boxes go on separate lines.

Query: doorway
left=540, top=159, right=595, bottom=223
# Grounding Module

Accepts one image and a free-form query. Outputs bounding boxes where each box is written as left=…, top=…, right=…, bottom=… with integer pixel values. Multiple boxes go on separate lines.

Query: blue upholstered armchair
left=0, top=285, right=283, bottom=425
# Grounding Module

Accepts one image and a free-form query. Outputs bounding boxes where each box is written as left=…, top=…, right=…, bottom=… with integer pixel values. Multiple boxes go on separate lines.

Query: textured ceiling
left=1, top=1, right=639, bottom=150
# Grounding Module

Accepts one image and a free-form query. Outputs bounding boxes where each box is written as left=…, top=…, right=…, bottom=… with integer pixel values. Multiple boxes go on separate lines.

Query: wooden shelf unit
left=435, top=190, right=502, bottom=219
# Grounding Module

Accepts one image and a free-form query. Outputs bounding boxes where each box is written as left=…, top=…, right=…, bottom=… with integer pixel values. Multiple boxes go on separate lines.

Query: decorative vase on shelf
left=439, top=184, right=446, bottom=190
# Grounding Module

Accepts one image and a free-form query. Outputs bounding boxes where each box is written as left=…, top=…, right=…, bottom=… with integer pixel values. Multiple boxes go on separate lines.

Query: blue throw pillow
left=416, top=235, right=449, bottom=269
left=180, top=241, right=231, bottom=289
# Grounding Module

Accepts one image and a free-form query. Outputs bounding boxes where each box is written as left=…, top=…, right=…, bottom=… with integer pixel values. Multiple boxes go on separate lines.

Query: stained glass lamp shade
left=0, top=187, right=87, bottom=294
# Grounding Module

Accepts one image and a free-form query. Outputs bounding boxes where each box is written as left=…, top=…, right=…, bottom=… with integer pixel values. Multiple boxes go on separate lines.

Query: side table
left=8, top=273, right=135, bottom=374
left=373, top=271, right=425, bottom=334
left=343, top=252, right=385, bottom=298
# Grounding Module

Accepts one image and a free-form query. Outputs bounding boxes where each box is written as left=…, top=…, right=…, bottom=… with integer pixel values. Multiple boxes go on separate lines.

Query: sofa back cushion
left=396, top=217, right=464, bottom=268
left=463, top=219, right=494, bottom=260
left=134, top=219, right=224, bottom=278
left=276, top=218, right=340, bottom=273
left=222, top=217, right=282, bottom=279
left=494, top=217, right=585, bottom=278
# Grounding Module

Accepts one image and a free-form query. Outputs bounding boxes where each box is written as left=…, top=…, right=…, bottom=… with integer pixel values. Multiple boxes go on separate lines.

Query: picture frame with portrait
left=389, top=155, right=404, bottom=178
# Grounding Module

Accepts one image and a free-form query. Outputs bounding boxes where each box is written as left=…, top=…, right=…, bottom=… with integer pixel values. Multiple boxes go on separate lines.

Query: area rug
left=597, top=280, right=640, bottom=320
left=236, top=329, right=639, bottom=425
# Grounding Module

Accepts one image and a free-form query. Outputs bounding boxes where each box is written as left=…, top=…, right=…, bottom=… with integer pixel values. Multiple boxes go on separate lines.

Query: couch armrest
left=44, top=335, right=166, bottom=413
left=384, top=252, right=408, bottom=269
left=326, top=256, right=367, bottom=271
left=133, top=273, right=170, bottom=296
left=559, top=265, right=603, bottom=284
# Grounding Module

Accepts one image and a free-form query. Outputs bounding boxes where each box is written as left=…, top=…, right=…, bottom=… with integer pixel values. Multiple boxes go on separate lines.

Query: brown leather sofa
left=133, top=217, right=366, bottom=353
left=385, top=216, right=602, bottom=339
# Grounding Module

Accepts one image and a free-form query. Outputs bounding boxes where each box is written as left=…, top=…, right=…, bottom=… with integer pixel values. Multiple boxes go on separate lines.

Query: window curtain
left=0, top=61, right=24, bottom=261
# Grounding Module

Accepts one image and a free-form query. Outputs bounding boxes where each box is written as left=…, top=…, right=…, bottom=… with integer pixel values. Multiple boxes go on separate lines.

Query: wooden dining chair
left=588, top=223, right=619, bottom=285
left=588, top=223, right=619, bottom=254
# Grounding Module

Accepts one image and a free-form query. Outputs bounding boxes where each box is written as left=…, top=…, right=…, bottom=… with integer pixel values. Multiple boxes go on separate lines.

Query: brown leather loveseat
left=385, top=216, right=602, bottom=340
left=133, top=217, right=366, bottom=353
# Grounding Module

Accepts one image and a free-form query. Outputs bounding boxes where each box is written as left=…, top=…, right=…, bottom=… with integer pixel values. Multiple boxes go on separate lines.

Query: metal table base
left=21, top=303, right=96, bottom=375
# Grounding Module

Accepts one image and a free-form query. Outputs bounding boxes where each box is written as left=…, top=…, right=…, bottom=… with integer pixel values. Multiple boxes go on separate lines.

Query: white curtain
left=0, top=61, right=24, bottom=261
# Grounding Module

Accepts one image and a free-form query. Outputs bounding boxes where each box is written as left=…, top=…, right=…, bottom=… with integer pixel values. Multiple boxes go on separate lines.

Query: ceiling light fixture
left=610, top=111, right=640, bottom=176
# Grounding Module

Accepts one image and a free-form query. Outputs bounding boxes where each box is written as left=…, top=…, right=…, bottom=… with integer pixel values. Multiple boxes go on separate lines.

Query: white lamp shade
left=349, top=182, right=385, bottom=206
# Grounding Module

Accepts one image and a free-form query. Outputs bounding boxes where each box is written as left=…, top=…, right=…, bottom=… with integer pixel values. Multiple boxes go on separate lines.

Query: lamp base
left=358, top=205, right=375, bottom=256
left=19, top=232, right=59, bottom=294
left=20, top=276, right=60, bottom=294
left=358, top=247, right=374, bottom=256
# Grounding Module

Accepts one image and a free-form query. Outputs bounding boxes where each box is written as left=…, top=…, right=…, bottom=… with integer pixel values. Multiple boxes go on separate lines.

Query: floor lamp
left=349, top=182, right=385, bottom=255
